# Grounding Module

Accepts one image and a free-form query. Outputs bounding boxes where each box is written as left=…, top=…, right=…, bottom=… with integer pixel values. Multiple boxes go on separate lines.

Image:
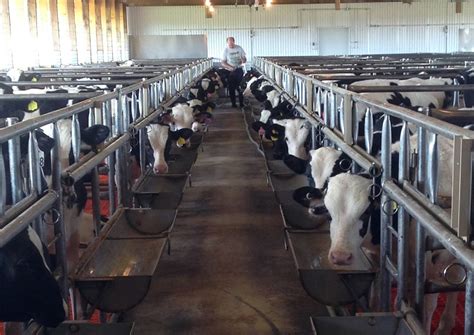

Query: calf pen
left=0, top=58, right=213, bottom=334
left=252, top=55, right=474, bottom=335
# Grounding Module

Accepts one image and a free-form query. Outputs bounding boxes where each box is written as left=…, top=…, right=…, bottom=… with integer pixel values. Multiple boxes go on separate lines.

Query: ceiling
left=124, top=0, right=410, bottom=7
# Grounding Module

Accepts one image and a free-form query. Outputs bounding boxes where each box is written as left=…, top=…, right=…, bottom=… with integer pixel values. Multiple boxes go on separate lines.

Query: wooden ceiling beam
left=123, top=0, right=404, bottom=7
left=455, top=0, right=462, bottom=14
left=335, top=0, right=341, bottom=10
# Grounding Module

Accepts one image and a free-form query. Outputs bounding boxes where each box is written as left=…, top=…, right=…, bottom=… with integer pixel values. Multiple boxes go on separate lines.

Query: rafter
left=123, top=0, right=405, bottom=7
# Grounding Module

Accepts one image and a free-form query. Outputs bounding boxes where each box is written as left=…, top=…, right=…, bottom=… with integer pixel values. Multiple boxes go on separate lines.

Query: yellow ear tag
left=177, top=137, right=186, bottom=146
left=27, top=100, right=38, bottom=112
left=207, top=107, right=213, bottom=113
left=271, top=135, right=278, bottom=141
left=31, top=77, right=38, bottom=82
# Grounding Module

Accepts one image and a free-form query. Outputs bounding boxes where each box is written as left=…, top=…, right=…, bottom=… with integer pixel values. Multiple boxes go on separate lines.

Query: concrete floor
left=124, top=101, right=326, bottom=334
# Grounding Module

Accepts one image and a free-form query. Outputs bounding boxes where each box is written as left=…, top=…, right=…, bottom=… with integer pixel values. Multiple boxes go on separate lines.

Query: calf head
left=325, top=173, right=374, bottom=266
left=309, top=147, right=352, bottom=190
left=147, top=122, right=171, bottom=174
left=0, top=227, right=67, bottom=327
left=272, top=118, right=310, bottom=173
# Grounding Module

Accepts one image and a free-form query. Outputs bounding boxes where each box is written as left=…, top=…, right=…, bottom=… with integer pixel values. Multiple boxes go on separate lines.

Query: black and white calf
left=1, top=131, right=67, bottom=328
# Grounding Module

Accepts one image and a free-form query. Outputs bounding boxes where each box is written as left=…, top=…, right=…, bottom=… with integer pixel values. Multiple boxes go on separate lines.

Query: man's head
left=226, top=37, right=235, bottom=48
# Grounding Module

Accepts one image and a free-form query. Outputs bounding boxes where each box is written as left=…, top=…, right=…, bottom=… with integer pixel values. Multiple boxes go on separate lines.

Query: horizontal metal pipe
left=402, top=181, right=451, bottom=227
left=384, top=180, right=474, bottom=272
left=0, top=93, right=102, bottom=100
left=0, top=193, right=38, bottom=228
left=62, top=134, right=130, bottom=184
left=349, top=84, right=474, bottom=93
left=0, top=80, right=138, bottom=87
left=352, top=96, right=474, bottom=140
left=0, top=191, right=58, bottom=247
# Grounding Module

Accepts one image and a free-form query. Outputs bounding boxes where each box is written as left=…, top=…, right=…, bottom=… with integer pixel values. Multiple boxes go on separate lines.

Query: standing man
left=221, top=37, right=247, bottom=108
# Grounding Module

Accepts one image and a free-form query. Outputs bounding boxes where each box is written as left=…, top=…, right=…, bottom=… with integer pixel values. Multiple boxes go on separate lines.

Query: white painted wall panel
left=127, top=0, right=474, bottom=60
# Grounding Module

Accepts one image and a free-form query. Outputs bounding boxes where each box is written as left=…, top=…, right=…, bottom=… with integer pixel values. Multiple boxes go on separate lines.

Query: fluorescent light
left=205, top=0, right=211, bottom=6
left=209, top=5, right=215, bottom=12
left=266, top=0, right=272, bottom=6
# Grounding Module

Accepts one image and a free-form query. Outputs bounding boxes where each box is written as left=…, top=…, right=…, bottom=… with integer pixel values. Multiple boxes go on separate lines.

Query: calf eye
left=285, top=137, right=288, bottom=141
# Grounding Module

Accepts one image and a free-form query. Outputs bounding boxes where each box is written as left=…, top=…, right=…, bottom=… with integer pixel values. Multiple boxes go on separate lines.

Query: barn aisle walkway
left=124, top=100, right=326, bottom=334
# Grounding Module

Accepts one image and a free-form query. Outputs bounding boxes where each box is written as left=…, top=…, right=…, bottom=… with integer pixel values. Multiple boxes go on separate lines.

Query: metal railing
left=254, top=56, right=474, bottom=335
left=0, top=58, right=213, bottom=325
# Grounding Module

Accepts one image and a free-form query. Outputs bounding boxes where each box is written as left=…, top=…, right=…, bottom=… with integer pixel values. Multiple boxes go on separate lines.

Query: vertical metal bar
left=465, top=270, right=474, bottom=335
left=396, top=121, right=410, bottom=310
left=88, top=107, right=94, bottom=127
left=306, top=79, right=313, bottom=114
left=91, top=167, right=101, bottom=236
left=330, top=90, right=336, bottom=130
left=322, top=90, right=328, bottom=125
left=414, top=121, right=427, bottom=318
left=131, top=92, right=138, bottom=121
left=364, top=108, right=373, bottom=154
left=6, top=118, right=21, bottom=204
left=28, top=130, right=45, bottom=242
left=114, top=89, right=130, bottom=208
left=342, top=94, right=353, bottom=145
left=51, top=121, right=68, bottom=298
left=0, top=146, right=6, bottom=216
left=452, top=77, right=460, bottom=108
left=315, top=87, right=322, bottom=117
left=451, top=136, right=473, bottom=237
left=103, top=100, right=116, bottom=215
left=71, top=114, right=81, bottom=163
left=427, top=133, right=439, bottom=204
left=380, top=114, right=393, bottom=311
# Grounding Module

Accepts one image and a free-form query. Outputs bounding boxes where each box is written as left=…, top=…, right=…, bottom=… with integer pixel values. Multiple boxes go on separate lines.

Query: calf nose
left=153, top=164, right=168, bottom=174
left=329, top=250, right=353, bottom=265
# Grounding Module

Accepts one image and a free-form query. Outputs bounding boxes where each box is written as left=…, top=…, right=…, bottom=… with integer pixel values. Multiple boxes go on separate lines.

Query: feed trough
left=267, top=159, right=296, bottom=175
left=432, top=108, right=474, bottom=127
left=132, top=172, right=189, bottom=209
left=166, top=150, right=198, bottom=175
left=74, top=208, right=171, bottom=312
left=43, top=321, right=135, bottom=335
left=279, top=203, right=330, bottom=231
left=286, top=231, right=376, bottom=306
left=310, top=313, right=416, bottom=335
left=269, top=173, right=308, bottom=192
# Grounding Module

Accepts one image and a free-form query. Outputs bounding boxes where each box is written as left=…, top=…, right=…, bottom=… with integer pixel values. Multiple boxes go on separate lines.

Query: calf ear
left=292, top=186, right=324, bottom=208
left=35, top=130, right=56, bottom=152
left=284, top=154, right=308, bottom=174
left=81, top=125, right=110, bottom=146
left=157, top=112, right=173, bottom=125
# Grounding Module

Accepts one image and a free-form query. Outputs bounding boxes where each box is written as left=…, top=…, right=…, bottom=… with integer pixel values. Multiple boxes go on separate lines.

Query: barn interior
left=0, top=1, right=474, bottom=335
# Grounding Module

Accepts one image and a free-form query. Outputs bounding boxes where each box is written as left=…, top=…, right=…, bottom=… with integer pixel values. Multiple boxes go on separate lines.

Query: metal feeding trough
left=267, top=159, right=295, bottom=175
left=132, top=172, right=189, bottom=209
left=107, top=208, right=177, bottom=238
left=166, top=150, right=198, bottom=175
left=43, top=321, right=135, bottom=335
left=279, top=204, right=330, bottom=231
left=286, top=231, right=376, bottom=306
left=269, top=173, right=308, bottom=192
left=310, top=313, right=416, bottom=335
left=74, top=208, right=173, bottom=312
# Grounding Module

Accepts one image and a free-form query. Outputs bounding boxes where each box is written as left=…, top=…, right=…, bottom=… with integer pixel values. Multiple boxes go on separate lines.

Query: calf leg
left=424, top=293, right=438, bottom=335
left=434, top=292, right=458, bottom=335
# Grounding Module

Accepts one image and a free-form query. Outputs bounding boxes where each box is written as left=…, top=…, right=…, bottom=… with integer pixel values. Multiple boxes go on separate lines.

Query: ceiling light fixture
left=205, top=0, right=211, bottom=7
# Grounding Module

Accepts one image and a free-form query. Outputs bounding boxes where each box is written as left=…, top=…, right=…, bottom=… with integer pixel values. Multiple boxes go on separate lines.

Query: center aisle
left=124, top=100, right=326, bottom=334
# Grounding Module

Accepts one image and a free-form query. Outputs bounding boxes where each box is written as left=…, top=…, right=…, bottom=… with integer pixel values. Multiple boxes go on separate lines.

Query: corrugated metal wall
left=127, top=0, right=474, bottom=59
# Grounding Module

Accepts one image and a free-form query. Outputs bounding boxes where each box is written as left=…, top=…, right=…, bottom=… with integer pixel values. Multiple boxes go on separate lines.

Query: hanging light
left=205, top=0, right=211, bottom=7
left=209, top=5, right=215, bottom=12
left=265, top=0, right=272, bottom=7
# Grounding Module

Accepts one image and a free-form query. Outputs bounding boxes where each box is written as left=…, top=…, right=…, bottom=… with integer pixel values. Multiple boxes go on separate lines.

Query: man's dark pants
left=228, top=67, right=244, bottom=107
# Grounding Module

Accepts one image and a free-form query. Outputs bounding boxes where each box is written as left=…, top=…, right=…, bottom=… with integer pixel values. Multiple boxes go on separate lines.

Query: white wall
left=127, top=0, right=474, bottom=60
